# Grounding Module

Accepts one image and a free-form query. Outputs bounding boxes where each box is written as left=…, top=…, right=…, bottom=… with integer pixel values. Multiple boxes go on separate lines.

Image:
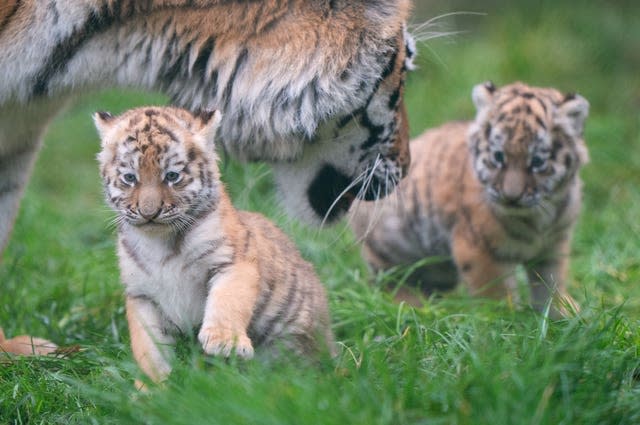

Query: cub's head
left=95, top=107, right=221, bottom=231
left=468, top=81, right=589, bottom=210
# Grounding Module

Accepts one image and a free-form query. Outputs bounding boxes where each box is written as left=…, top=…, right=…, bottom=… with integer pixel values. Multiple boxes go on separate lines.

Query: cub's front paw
left=198, top=326, right=254, bottom=359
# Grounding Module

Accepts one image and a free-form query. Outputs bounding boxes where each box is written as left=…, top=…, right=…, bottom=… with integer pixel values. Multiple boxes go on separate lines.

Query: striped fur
left=96, top=106, right=334, bottom=383
left=351, top=82, right=589, bottom=318
left=0, top=1, right=415, bottom=258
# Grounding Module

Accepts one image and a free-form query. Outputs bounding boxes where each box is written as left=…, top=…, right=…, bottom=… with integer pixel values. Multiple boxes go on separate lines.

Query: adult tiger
left=0, top=0, right=416, bottom=256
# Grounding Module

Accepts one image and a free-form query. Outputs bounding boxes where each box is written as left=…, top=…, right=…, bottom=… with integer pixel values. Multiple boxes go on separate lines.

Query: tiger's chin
left=272, top=163, right=400, bottom=226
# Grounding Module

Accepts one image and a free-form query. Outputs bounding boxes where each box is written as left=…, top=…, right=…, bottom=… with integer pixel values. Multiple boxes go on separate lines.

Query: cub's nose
left=501, top=169, right=526, bottom=204
left=139, top=206, right=162, bottom=220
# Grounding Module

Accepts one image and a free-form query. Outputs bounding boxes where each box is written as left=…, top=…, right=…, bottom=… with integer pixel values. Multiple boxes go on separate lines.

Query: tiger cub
left=95, top=106, right=334, bottom=383
left=351, top=82, right=589, bottom=318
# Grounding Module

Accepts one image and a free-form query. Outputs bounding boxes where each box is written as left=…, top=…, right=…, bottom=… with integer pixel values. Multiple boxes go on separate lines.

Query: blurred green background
left=1, top=1, right=639, bottom=424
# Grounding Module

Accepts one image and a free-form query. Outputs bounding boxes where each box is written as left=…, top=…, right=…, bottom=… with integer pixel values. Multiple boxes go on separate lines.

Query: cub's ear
left=93, top=111, right=116, bottom=139
left=471, top=81, right=497, bottom=112
left=557, top=93, right=589, bottom=137
left=193, top=109, right=222, bottom=146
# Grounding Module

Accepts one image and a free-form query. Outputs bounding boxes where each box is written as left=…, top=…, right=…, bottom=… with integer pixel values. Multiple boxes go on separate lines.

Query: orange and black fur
left=351, top=82, right=589, bottom=317
left=96, top=106, right=334, bottom=383
left=0, top=0, right=414, bottom=368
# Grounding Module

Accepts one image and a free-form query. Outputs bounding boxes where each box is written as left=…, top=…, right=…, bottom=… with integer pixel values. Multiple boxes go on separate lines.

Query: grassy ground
left=1, top=1, right=639, bottom=424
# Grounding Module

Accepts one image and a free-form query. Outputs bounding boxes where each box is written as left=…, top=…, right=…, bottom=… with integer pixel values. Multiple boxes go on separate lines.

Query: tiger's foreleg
left=198, top=261, right=260, bottom=359
left=126, top=296, right=176, bottom=384
left=0, top=101, right=63, bottom=255
left=0, top=146, right=40, bottom=253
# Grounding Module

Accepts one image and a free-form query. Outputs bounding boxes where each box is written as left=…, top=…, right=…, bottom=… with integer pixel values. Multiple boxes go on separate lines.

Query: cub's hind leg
left=126, top=296, right=176, bottom=384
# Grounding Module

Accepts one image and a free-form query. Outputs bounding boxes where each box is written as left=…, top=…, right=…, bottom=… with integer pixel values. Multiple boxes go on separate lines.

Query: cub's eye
left=493, top=151, right=505, bottom=165
left=531, top=155, right=546, bottom=170
left=165, top=171, right=180, bottom=183
left=122, top=173, right=137, bottom=184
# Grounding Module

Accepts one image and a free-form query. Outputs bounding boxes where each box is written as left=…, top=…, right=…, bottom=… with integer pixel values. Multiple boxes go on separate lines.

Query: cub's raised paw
left=198, top=326, right=254, bottom=359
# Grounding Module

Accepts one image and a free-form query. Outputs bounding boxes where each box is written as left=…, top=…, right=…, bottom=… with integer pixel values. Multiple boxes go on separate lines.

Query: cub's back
left=235, top=211, right=333, bottom=354
left=350, top=121, right=476, bottom=276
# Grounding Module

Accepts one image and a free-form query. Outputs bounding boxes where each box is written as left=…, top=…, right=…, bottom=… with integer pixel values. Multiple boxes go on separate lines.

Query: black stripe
left=156, top=124, right=180, bottom=143
left=254, top=268, right=299, bottom=345
left=387, top=85, right=401, bottom=110
left=282, top=279, right=306, bottom=328
left=121, top=238, right=151, bottom=275
left=496, top=96, right=519, bottom=111
left=247, top=277, right=275, bottom=343
left=207, top=69, right=219, bottom=98
left=32, top=3, right=118, bottom=97
left=535, top=96, right=548, bottom=114
left=182, top=238, right=225, bottom=270
left=0, top=0, right=21, bottom=35
left=127, top=294, right=179, bottom=335
left=161, top=41, right=192, bottom=88
left=47, top=0, right=60, bottom=25
left=193, top=36, right=215, bottom=77
left=356, top=41, right=400, bottom=151
left=336, top=113, right=354, bottom=129
left=222, top=48, right=248, bottom=110
left=336, top=35, right=400, bottom=139
left=242, top=229, right=252, bottom=256
left=358, top=109, right=385, bottom=150
left=205, top=263, right=232, bottom=288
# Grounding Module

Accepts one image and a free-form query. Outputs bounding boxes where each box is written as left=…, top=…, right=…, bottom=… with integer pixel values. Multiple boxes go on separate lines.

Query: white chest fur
left=117, top=219, right=232, bottom=333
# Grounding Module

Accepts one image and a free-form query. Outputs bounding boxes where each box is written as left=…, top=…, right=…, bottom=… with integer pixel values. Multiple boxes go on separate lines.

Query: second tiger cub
left=351, top=82, right=589, bottom=318
left=95, top=107, right=334, bottom=383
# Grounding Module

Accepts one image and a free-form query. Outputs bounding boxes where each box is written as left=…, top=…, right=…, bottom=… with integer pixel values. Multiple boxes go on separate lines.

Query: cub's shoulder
left=409, top=120, right=472, bottom=161
left=412, top=120, right=470, bottom=144
left=236, top=210, right=292, bottom=245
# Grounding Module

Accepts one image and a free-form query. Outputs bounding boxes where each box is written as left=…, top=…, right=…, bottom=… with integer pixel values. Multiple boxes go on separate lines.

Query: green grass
left=1, top=1, right=639, bottom=424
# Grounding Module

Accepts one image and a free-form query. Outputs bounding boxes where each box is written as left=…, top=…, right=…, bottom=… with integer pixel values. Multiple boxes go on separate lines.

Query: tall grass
left=1, top=1, right=639, bottom=424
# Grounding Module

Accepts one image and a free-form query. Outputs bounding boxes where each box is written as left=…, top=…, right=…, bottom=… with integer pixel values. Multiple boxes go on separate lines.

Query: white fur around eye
left=120, top=172, right=137, bottom=185
left=164, top=170, right=182, bottom=185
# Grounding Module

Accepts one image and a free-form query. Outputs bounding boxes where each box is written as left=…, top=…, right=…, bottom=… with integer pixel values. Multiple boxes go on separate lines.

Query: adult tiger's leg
left=0, top=101, right=60, bottom=255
